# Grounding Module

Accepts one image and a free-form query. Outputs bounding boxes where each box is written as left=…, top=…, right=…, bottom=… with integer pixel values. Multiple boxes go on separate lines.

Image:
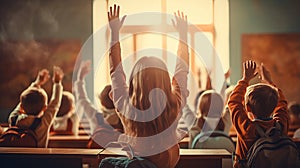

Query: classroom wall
left=0, top=0, right=93, bottom=123
left=229, top=0, right=300, bottom=84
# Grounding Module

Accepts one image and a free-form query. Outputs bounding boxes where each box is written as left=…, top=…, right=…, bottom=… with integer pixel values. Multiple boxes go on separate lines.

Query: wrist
left=32, top=81, right=41, bottom=87
left=179, top=34, right=187, bottom=43
left=242, top=77, right=250, bottom=83
left=54, top=81, right=62, bottom=84
left=111, top=31, right=119, bottom=41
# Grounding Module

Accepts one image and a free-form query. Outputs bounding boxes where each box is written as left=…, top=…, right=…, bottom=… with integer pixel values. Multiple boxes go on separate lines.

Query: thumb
left=171, top=19, right=176, bottom=28
left=254, top=72, right=258, bottom=77
left=120, top=15, right=126, bottom=26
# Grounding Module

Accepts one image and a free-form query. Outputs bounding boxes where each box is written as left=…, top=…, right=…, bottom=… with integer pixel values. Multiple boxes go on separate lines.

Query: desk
left=179, top=137, right=189, bottom=148
left=177, top=149, right=231, bottom=168
left=78, top=129, right=91, bottom=136
left=0, top=147, right=231, bottom=168
left=98, top=148, right=231, bottom=168
left=48, top=135, right=190, bottom=149
left=48, top=135, right=90, bottom=148
left=0, top=147, right=100, bottom=168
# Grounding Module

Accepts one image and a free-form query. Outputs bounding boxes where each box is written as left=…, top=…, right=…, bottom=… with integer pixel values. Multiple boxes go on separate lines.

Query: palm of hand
left=108, top=5, right=125, bottom=32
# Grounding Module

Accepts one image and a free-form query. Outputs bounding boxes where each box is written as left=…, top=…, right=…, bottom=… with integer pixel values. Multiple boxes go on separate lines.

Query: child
left=107, top=5, right=189, bottom=168
left=288, top=102, right=300, bottom=128
left=8, top=67, right=64, bottom=147
left=98, top=85, right=123, bottom=132
left=50, top=91, right=79, bottom=135
left=289, top=102, right=300, bottom=138
left=228, top=61, right=288, bottom=167
left=74, top=60, right=121, bottom=148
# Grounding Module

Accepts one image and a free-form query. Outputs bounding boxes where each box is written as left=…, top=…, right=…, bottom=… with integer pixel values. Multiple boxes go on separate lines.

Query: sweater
left=228, top=80, right=288, bottom=168
left=8, top=82, right=63, bottom=147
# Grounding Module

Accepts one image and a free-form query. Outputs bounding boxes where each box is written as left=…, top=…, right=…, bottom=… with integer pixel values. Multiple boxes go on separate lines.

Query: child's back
left=7, top=67, right=64, bottom=147
left=189, top=90, right=235, bottom=153
left=106, top=6, right=189, bottom=168
left=51, top=91, right=79, bottom=135
left=228, top=61, right=289, bottom=167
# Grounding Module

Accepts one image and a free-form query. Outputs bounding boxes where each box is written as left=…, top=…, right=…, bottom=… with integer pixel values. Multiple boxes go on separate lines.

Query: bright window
left=93, top=0, right=229, bottom=109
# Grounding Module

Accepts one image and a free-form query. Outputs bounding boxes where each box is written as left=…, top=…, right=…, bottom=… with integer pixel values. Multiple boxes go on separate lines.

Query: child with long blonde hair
left=107, top=4, right=189, bottom=168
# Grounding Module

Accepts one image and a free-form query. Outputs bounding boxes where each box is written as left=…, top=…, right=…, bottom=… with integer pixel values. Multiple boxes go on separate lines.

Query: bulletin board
left=242, top=33, right=300, bottom=104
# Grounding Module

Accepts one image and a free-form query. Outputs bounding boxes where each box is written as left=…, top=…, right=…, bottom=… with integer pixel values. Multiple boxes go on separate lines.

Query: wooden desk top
left=98, top=148, right=231, bottom=158
left=49, top=135, right=90, bottom=141
left=0, top=147, right=99, bottom=156
left=180, top=149, right=231, bottom=158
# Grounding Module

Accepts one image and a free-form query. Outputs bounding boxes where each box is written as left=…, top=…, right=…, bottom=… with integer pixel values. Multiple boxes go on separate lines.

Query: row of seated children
left=0, top=62, right=122, bottom=147
left=1, top=4, right=297, bottom=168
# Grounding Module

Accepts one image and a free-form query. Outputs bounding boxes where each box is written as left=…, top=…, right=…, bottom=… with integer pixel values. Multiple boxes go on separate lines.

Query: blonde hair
left=245, top=83, right=279, bottom=118
left=197, top=90, right=224, bottom=118
left=195, top=90, right=225, bottom=131
left=121, top=57, right=179, bottom=137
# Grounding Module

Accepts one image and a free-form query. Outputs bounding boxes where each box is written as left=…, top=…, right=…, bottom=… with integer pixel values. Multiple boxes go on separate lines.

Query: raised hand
left=172, top=11, right=188, bottom=42
left=77, top=60, right=91, bottom=81
left=242, top=60, right=257, bottom=83
left=52, top=66, right=64, bottom=83
left=107, top=4, right=126, bottom=33
left=34, top=69, right=50, bottom=86
left=260, top=63, right=273, bottom=84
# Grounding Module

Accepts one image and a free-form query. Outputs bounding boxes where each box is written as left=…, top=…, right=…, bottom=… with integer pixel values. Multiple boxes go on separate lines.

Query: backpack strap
left=255, top=121, right=282, bottom=138
left=254, top=123, right=267, bottom=138
left=97, top=141, right=135, bottom=159
left=29, top=118, right=41, bottom=131
left=10, top=116, right=18, bottom=126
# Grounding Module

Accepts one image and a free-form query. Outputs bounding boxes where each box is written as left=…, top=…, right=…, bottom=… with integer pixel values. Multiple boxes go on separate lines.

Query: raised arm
left=172, top=11, right=189, bottom=106
left=8, top=69, right=50, bottom=126
left=107, top=4, right=129, bottom=112
left=74, top=60, right=104, bottom=133
left=36, top=66, right=63, bottom=147
left=39, top=66, right=64, bottom=128
left=228, top=60, right=257, bottom=135
left=172, top=11, right=189, bottom=64
left=107, top=4, right=126, bottom=73
left=260, top=63, right=288, bottom=134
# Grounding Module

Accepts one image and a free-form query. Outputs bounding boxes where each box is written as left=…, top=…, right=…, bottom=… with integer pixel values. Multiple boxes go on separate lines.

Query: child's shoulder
left=15, top=115, right=39, bottom=128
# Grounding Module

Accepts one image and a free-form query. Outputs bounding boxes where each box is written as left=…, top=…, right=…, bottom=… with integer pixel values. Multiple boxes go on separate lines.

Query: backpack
left=98, top=142, right=158, bottom=168
left=244, top=122, right=300, bottom=168
left=191, top=130, right=236, bottom=153
left=0, top=118, right=41, bottom=147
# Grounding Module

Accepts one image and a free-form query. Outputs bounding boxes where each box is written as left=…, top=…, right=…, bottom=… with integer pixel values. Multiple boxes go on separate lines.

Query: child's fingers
left=110, top=6, right=113, bottom=17
left=113, top=4, right=117, bottom=16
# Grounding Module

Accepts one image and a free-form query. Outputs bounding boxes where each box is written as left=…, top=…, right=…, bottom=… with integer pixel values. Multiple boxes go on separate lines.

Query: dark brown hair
left=245, top=83, right=279, bottom=118
left=99, top=85, right=115, bottom=109
left=20, top=88, right=48, bottom=115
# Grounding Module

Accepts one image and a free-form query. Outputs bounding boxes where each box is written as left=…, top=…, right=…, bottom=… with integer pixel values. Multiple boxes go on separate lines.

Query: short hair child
left=288, top=102, right=300, bottom=126
left=20, top=87, right=48, bottom=116
left=57, top=91, right=75, bottom=117
left=8, top=67, right=64, bottom=147
left=98, top=85, right=123, bottom=131
left=245, top=83, right=278, bottom=119
left=51, top=91, right=79, bottom=135
left=228, top=61, right=288, bottom=168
